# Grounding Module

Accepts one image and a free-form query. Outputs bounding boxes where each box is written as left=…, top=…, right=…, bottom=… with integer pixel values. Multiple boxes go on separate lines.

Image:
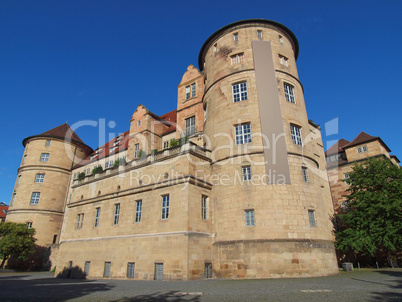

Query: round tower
left=7, top=124, right=92, bottom=246
left=199, top=19, right=338, bottom=278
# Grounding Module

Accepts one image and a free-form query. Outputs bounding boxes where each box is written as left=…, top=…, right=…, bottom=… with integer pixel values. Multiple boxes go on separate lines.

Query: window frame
left=30, top=192, right=40, bottom=205
left=113, top=204, right=120, bottom=225
left=245, top=210, right=255, bottom=227
left=234, top=123, right=252, bottom=145
left=135, top=200, right=142, bottom=223
left=94, top=207, right=101, bottom=228
left=45, top=140, right=51, bottom=146
left=308, top=210, right=316, bottom=227
left=284, top=83, right=296, bottom=104
left=302, top=167, right=309, bottom=182
left=242, top=166, right=251, bottom=181
left=35, top=173, right=45, bottom=183
left=290, top=124, right=303, bottom=146
left=127, top=262, right=135, bottom=278
left=201, top=195, right=207, bottom=220
left=232, top=82, right=248, bottom=103
left=40, top=153, right=49, bottom=162
left=230, top=53, right=245, bottom=65
left=184, top=116, right=196, bottom=137
left=134, top=143, right=140, bottom=158
left=161, top=195, right=169, bottom=220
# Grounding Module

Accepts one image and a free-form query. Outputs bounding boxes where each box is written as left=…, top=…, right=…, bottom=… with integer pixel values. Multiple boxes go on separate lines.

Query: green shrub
left=170, top=139, right=179, bottom=148
left=77, top=172, right=85, bottom=180
left=151, top=149, right=158, bottom=155
left=92, top=166, right=103, bottom=175
left=138, top=150, right=147, bottom=158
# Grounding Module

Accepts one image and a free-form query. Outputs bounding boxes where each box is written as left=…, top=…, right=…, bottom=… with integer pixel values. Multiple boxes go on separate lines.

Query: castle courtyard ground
left=0, top=268, right=401, bottom=301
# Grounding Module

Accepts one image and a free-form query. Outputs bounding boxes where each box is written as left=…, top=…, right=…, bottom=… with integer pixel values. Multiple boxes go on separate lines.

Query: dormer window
left=110, top=146, right=118, bottom=153
left=90, top=154, right=98, bottom=160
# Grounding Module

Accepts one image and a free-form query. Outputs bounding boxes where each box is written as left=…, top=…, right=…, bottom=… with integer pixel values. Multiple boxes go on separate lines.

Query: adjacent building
left=7, top=19, right=339, bottom=280
left=326, top=131, right=400, bottom=214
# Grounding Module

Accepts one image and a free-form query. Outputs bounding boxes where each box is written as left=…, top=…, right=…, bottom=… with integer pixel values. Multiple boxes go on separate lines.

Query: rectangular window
left=279, top=54, right=289, bottom=66
left=191, top=83, right=196, bottom=98
left=302, top=167, right=309, bottom=182
left=245, top=210, right=255, bottom=226
left=134, top=143, right=140, bottom=158
left=94, top=207, right=100, bottom=227
left=161, top=195, right=169, bottom=220
left=110, top=146, right=118, bottom=153
left=84, top=261, right=90, bottom=276
left=114, top=204, right=120, bottom=225
left=230, top=53, right=244, bottom=65
left=27, top=222, right=32, bottom=229
left=185, top=83, right=196, bottom=100
left=344, top=173, right=349, bottom=179
left=105, top=161, right=109, bottom=169
left=232, top=82, right=248, bottom=102
left=235, top=123, right=252, bottom=145
left=233, top=33, right=238, bottom=41
left=284, top=83, right=295, bottom=103
left=45, top=140, right=51, bottom=146
left=10, top=193, right=16, bottom=206
left=135, top=200, right=142, bottom=223
left=362, top=145, right=368, bottom=152
left=201, top=195, right=207, bottom=220
left=290, top=125, right=302, bottom=145
left=242, top=166, right=251, bottom=181
left=23, top=155, right=27, bottom=164
left=104, top=262, right=111, bottom=278
left=163, top=141, right=169, bottom=149
left=137, top=120, right=141, bottom=127
left=127, top=262, right=135, bottom=278
left=17, top=175, right=21, bottom=184
left=76, top=213, right=84, bottom=230
left=357, top=147, right=362, bottom=153
left=30, top=192, right=40, bottom=205
left=184, top=116, right=196, bottom=137
left=279, top=35, right=283, bottom=43
left=40, top=153, right=49, bottom=162
left=257, top=30, right=262, bottom=38
left=35, top=173, right=45, bottom=183
left=308, top=210, right=316, bottom=227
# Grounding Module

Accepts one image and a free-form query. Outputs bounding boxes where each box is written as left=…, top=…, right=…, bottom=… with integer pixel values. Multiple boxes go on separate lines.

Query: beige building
left=8, top=19, right=339, bottom=280
left=326, top=132, right=400, bottom=214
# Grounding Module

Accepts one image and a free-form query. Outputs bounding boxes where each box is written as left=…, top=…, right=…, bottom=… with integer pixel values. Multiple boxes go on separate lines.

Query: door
left=154, top=263, right=163, bottom=280
left=104, top=262, right=111, bottom=278
left=84, top=261, right=90, bottom=276
left=127, top=262, right=135, bottom=278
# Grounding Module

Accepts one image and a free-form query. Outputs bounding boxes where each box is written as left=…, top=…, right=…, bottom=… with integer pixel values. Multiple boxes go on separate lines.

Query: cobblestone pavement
left=0, top=269, right=401, bottom=301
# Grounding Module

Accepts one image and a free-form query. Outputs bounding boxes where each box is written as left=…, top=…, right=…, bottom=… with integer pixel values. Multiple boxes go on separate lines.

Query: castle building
left=326, top=132, right=400, bottom=214
left=7, top=19, right=338, bottom=280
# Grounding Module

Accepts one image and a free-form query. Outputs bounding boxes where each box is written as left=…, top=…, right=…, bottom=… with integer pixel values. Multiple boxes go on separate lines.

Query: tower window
left=308, top=210, right=316, bottom=227
left=233, top=33, right=238, bottom=41
left=30, top=192, right=40, bottom=205
left=279, top=55, right=289, bottom=67
left=242, top=166, right=251, bottom=181
left=35, top=173, right=45, bottom=183
left=284, top=83, right=295, bottom=104
left=235, top=123, right=252, bottom=145
left=232, top=82, right=248, bottom=103
left=245, top=210, right=255, bottom=226
left=230, top=53, right=244, bottom=65
left=45, top=140, right=51, bottom=146
left=161, top=195, right=169, bottom=220
left=290, top=125, right=302, bottom=146
left=27, top=222, right=32, bottom=229
left=279, top=35, right=283, bottom=44
left=302, top=167, right=309, bottom=182
left=114, top=204, right=120, bottom=225
left=40, top=153, right=49, bottom=162
left=257, top=30, right=262, bottom=38
left=201, top=195, right=207, bottom=220
left=135, top=200, right=142, bottom=223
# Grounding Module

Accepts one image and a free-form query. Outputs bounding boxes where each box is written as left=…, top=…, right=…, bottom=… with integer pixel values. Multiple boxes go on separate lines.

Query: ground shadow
left=368, top=270, right=402, bottom=301
left=0, top=274, right=113, bottom=301
left=7, top=244, right=51, bottom=271
left=111, top=291, right=201, bottom=302
left=56, top=265, right=86, bottom=279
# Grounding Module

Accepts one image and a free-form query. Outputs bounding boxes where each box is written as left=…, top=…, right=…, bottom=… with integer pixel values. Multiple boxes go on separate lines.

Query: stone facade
left=8, top=19, right=340, bottom=279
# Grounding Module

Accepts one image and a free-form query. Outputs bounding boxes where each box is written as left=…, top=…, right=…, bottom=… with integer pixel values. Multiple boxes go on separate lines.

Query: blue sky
left=1, top=0, right=401, bottom=204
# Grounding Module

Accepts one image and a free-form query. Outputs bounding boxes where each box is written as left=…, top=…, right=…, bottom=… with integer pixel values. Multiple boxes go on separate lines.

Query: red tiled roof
left=160, top=109, right=177, bottom=135
left=325, top=139, right=350, bottom=156
left=74, top=130, right=130, bottom=168
left=344, top=131, right=391, bottom=152
left=22, top=123, right=93, bottom=154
